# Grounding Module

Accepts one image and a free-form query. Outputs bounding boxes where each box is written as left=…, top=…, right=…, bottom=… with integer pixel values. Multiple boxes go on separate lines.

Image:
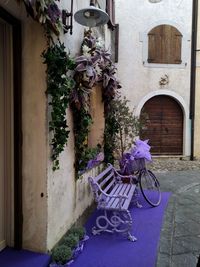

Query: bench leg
left=92, top=210, right=137, bottom=242
left=132, top=187, right=142, bottom=208
left=122, top=210, right=137, bottom=242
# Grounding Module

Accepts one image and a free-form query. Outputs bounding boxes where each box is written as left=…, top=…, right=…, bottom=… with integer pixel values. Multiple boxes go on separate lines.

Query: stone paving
left=152, top=158, right=200, bottom=267
left=150, top=157, right=200, bottom=172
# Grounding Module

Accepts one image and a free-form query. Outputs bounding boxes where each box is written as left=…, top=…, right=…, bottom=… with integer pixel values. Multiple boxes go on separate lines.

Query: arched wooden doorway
left=140, top=95, right=183, bottom=155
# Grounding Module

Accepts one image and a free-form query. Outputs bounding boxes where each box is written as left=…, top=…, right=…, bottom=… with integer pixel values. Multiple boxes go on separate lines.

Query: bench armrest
left=112, top=167, right=137, bottom=184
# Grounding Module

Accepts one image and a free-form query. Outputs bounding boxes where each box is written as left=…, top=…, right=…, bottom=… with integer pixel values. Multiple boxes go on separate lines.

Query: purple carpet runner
left=71, top=192, right=171, bottom=267
left=0, top=247, right=51, bottom=267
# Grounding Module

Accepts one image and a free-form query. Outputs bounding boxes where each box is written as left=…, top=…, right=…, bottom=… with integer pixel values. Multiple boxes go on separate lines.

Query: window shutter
left=148, top=25, right=163, bottom=63
left=174, top=34, right=182, bottom=64
left=114, top=23, right=119, bottom=62
left=148, top=33, right=156, bottom=63
left=110, top=24, right=119, bottom=62
left=106, top=0, right=115, bottom=30
left=147, top=25, right=182, bottom=64
left=163, top=25, right=171, bottom=64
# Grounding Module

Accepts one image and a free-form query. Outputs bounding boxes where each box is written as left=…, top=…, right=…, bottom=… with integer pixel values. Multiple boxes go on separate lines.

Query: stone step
left=152, top=155, right=190, bottom=161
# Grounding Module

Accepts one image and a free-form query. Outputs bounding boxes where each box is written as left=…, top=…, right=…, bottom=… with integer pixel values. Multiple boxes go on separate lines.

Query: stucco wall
left=115, top=0, right=193, bottom=156
left=88, top=84, right=105, bottom=148
left=22, top=21, right=47, bottom=252
left=1, top=0, right=112, bottom=252
left=46, top=0, right=110, bottom=251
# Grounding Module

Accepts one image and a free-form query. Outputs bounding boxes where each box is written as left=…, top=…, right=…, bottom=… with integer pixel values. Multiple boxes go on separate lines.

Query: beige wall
left=22, top=21, right=47, bottom=252
left=88, top=84, right=105, bottom=148
left=46, top=0, right=110, bottom=252
left=1, top=0, right=110, bottom=253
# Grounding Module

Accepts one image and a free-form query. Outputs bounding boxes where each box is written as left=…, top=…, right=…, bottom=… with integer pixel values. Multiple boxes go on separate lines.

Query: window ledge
left=143, top=62, right=187, bottom=69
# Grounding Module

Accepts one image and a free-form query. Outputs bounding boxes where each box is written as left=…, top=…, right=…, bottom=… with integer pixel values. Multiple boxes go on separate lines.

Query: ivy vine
left=42, top=42, right=75, bottom=170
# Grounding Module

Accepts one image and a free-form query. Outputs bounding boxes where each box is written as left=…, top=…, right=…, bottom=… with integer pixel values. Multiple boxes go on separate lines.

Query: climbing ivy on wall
left=42, top=42, right=75, bottom=170
left=19, top=0, right=76, bottom=170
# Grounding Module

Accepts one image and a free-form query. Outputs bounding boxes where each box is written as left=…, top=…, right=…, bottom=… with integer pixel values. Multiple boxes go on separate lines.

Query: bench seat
left=103, top=183, right=136, bottom=211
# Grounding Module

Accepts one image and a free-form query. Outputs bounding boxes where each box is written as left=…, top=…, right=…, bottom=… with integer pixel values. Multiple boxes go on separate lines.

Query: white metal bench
left=88, top=164, right=137, bottom=241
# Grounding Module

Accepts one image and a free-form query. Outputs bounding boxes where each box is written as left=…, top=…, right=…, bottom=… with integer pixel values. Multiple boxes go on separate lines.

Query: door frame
left=0, top=7, right=22, bottom=249
left=135, top=90, right=191, bottom=156
left=139, top=95, right=184, bottom=154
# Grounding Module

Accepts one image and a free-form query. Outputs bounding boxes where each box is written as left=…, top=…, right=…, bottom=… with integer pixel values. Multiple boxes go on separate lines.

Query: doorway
left=0, top=19, right=14, bottom=250
left=0, top=18, right=14, bottom=251
left=140, top=95, right=183, bottom=154
left=0, top=7, right=22, bottom=250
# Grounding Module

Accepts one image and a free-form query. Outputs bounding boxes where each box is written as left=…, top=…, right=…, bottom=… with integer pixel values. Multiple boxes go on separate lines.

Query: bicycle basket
left=131, top=158, right=146, bottom=171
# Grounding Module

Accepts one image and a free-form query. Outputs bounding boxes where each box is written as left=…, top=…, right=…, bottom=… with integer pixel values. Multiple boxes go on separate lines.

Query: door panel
left=140, top=95, right=183, bottom=154
left=0, top=21, right=6, bottom=251
left=0, top=19, right=14, bottom=251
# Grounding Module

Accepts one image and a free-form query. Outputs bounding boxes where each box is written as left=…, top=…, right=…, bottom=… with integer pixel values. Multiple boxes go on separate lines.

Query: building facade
left=115, top=0, right=193, bottom=157
left=0, top=0, right=114, bottom=253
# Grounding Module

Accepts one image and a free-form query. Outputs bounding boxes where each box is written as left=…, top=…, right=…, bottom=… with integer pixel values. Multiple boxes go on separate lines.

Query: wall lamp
left=74, top=0, right=110, bottom=28
left=62, top=0, right=110, bottom=34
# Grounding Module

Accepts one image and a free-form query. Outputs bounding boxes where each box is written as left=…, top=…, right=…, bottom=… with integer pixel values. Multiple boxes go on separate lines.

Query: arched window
left=148, top=24, right=182, bottom=64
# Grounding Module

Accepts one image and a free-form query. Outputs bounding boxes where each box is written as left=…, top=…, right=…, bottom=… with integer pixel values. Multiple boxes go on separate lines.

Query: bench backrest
left=88, top=164, right=116, bottom=204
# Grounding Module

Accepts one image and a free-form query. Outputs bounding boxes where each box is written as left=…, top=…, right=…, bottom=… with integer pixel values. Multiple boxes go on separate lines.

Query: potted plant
left=49, top=226, right=88, bottom=267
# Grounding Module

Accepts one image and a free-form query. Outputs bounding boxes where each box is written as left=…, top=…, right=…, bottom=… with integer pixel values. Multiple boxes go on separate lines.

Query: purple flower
left=131, top=139, right=152, bottom=161
left=47, top=3, right=61, bottom=24
left=119, top=140, right=152, bottom=175
left=119, top=152, right=135, bottom=175
left=86, top=153, right=104, bottom=170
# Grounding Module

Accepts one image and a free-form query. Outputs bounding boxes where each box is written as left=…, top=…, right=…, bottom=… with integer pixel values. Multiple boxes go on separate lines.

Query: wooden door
left=0, top=19, right=14, bottom=251
left=0, top=21, right=6, bottom=251
left=140, top=95, right=183, bottom=154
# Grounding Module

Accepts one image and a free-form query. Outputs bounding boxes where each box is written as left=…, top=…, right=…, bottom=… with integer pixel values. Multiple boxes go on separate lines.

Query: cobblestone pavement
left=152, top=159, right=200, bottom=267
left=150, top=157, right=200, bottom=172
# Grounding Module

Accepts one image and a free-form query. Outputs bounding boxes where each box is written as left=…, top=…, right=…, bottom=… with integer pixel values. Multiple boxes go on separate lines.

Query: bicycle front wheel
left=139, top=170, right=161, bottom=207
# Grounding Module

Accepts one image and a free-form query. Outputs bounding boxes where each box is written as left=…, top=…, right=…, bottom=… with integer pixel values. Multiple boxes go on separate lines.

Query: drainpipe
left=190, top=0, right=198, bottom=160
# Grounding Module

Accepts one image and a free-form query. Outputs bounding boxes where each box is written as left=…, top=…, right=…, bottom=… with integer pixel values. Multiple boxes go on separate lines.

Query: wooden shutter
left=114, top=23, right=119, bottom=62
left=148, top=25, right=182, bottom=64
left=106, top=0, right=115, bottom=30
left=148, top=33, right=156, bottom=63
left=174, top=33, right=182, bottom=63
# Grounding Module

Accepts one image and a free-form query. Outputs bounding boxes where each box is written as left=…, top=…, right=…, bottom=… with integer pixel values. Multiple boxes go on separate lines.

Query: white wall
left=115, top=0, right=193, bottom=156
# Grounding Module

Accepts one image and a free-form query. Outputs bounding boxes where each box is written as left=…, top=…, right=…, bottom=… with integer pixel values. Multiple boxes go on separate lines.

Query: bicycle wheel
left=139, top=170, right=161, bottom=207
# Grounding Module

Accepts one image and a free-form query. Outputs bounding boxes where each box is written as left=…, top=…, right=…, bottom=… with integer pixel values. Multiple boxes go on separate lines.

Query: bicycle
left=130, top=157, right=161, bottom=207
left=117, top=152, right=161, bottom=207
